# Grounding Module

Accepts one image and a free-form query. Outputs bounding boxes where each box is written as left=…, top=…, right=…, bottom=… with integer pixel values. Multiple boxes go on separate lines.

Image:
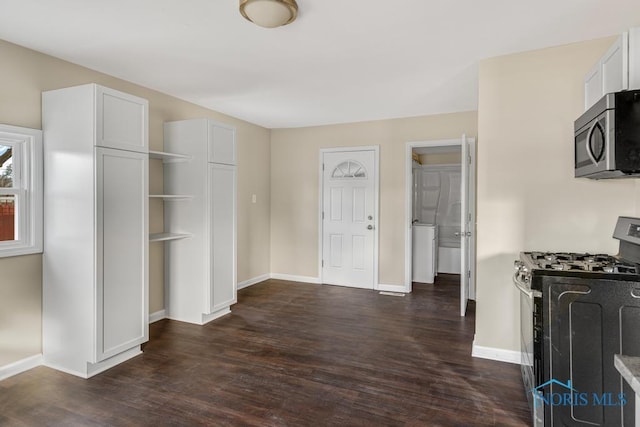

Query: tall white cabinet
left=164, top=119, right=237, bottom=325
left=42, top=84, right=149, bottom=378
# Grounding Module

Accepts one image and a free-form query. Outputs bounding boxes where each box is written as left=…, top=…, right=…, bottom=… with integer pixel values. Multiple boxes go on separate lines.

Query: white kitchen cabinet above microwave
left=584, top=28, right=640, bottom=110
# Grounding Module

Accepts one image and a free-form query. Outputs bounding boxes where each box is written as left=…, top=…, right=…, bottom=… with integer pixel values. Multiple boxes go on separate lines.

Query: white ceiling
left=0, top=1, right=639, bottom=129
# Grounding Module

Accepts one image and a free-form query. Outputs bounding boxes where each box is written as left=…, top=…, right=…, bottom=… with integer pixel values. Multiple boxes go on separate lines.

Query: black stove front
left=515, top=217, right=640, bottom=427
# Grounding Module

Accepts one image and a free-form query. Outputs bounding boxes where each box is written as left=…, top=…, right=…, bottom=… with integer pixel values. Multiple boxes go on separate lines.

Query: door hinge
left=322, top=211, right=325, bottom=220
left=468, top=155, right=472, bottom=164
left=322, top=163, right=325, bottom=171
left=468, top=213, right=471, bottom=222
left=322, top=260, right=324, bottom=267
left=468, top=270, right=471, bottom=278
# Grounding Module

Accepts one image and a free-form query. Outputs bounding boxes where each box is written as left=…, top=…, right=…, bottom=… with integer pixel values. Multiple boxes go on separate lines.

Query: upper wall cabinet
left=96, top=85, right=149, bottom=153
left=584, top=28, right=640, bottom=110
left=208, top=121, right=236, bottom=165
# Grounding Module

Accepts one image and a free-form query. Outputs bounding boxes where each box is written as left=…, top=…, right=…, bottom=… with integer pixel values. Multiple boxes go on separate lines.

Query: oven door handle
left=513, top=273, right=542, bottom=298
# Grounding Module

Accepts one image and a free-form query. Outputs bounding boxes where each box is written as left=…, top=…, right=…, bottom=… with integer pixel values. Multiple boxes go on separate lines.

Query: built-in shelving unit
left=149, top=150, right=193, bottom=243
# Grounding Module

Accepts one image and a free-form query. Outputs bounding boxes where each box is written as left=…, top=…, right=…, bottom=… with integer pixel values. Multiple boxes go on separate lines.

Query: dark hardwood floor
left=0, top=276, right=531, bottom=426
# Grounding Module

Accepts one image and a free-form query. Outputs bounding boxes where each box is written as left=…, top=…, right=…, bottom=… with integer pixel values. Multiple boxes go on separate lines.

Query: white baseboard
left=377, top=283, right=407, bottom=293
left=202, top=307, right=231, bottom=324
left=238, top=274, right=270, bottom=290
left=471, top=340, right=521, bottom=365
left=149, top=309, right=166, bottom=324
left=270, top=273, right=321, bottom=284
left=0, top=354, right=43, bottom=381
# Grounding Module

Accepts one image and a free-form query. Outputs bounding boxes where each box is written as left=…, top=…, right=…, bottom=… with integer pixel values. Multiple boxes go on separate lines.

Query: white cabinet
left=601, top=36, right=628, bottom=95
left=42, top=84, right=149, bottom=378
left=164, top=119, right=237, bottom=325
left=584, top=29, right=640, bottom=110
left=209, top=163, right=237, bottom=313
left=96, top=86, right=148, bottom=153
left=208, top=121, right=236, bottom=165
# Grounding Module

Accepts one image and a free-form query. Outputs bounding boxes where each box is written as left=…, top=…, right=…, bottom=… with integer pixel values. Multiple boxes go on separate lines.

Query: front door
left=322, top=149, right=377, bottom=289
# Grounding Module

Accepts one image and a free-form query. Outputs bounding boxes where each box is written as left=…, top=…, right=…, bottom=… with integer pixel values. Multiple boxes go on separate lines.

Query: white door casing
left=321, top=148, right=378, bottom=289
left=460, top=136, right=470, bottom=316
left=404, top=137, right=476, bottom=315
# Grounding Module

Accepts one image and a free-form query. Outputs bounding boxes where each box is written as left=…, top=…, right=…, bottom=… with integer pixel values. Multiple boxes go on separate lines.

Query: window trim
left=0, top=124, right=42, bottom=258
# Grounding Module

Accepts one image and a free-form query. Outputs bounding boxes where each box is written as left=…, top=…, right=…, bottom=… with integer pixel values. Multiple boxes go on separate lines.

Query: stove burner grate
left=526, top=252, right=638, bottom=275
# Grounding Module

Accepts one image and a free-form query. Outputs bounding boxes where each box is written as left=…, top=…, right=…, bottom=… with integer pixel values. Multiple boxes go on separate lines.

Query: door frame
left=404, top=138, right=476, bottom=300
left=318, top=146, right=380, bottom=289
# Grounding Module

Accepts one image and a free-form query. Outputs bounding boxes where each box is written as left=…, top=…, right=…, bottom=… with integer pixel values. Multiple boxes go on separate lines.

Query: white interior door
left=460, top=135, right=472, bottom=316
left=322, top=150, right=376, bottom=289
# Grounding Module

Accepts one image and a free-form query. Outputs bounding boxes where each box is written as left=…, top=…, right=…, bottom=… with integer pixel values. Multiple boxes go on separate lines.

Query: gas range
left=514, top=217, right=640, bottom=427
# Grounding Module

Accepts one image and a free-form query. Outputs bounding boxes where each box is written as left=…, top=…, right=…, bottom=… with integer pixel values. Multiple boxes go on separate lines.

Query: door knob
left=367, top=225, right=374, bottom=230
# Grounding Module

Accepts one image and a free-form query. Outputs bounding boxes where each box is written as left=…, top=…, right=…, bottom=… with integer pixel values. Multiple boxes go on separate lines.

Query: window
left=331, top=160, right=367, bottom=179
left=0, top=124, right=42, bottom=257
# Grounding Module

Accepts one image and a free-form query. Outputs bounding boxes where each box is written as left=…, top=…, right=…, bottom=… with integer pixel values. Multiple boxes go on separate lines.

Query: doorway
left=404, top=136, right=476, bottom=316
left=319, top=147, right=379, bottom=289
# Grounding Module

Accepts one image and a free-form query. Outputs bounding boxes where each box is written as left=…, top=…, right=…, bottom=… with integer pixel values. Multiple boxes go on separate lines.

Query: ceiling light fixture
left=239, top=0, right=298, bottom=28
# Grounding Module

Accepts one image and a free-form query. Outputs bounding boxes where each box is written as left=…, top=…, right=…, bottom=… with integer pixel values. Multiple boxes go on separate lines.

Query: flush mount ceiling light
left=239, top=0, right=298, bottom=28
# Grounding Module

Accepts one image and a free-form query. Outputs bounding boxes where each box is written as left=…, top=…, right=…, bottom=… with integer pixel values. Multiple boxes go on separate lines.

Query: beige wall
left=0, top=39, right=271, bottom=366
left=475, top=37, right=640, bottom=352
left=270, top=112, right=477, bottom=284
left=0, top=254, right=41, bottom=366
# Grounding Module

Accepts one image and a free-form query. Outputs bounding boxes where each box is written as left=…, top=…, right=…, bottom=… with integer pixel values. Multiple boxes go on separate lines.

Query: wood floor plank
left=0, top=276, right=530, bottom=426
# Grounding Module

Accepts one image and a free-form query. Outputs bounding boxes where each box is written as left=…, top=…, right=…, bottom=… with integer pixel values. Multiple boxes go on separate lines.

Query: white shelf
left=149, top=232, right=192, bottom=243
left=149, top=150, right=191, bottom=162
left=149, top=194, right=193, bottom=201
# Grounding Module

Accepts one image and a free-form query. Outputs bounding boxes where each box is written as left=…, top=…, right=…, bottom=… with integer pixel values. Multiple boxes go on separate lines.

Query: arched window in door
left=331, top=160, right=366, bottom=179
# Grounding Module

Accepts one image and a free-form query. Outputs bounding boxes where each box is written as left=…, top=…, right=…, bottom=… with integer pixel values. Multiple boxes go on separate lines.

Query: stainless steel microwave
left=575, top=89, right=640, bottom=179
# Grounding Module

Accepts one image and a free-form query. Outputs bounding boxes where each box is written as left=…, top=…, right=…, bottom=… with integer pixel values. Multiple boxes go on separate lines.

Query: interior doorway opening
left=404, top=137, right=476, bottom=316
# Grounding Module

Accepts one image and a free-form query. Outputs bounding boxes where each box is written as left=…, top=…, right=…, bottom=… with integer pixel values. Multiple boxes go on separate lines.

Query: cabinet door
left=208, top=122, right=236, bottom=165
left=584, top=62, right=602, bottom=110
left=208, top=163, right=237, bottom=313
left=601, top=33, right=629, bottom=96
left=96, top=147, right=148, bottom=362
left=96, top=85, right=148, bottom=153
